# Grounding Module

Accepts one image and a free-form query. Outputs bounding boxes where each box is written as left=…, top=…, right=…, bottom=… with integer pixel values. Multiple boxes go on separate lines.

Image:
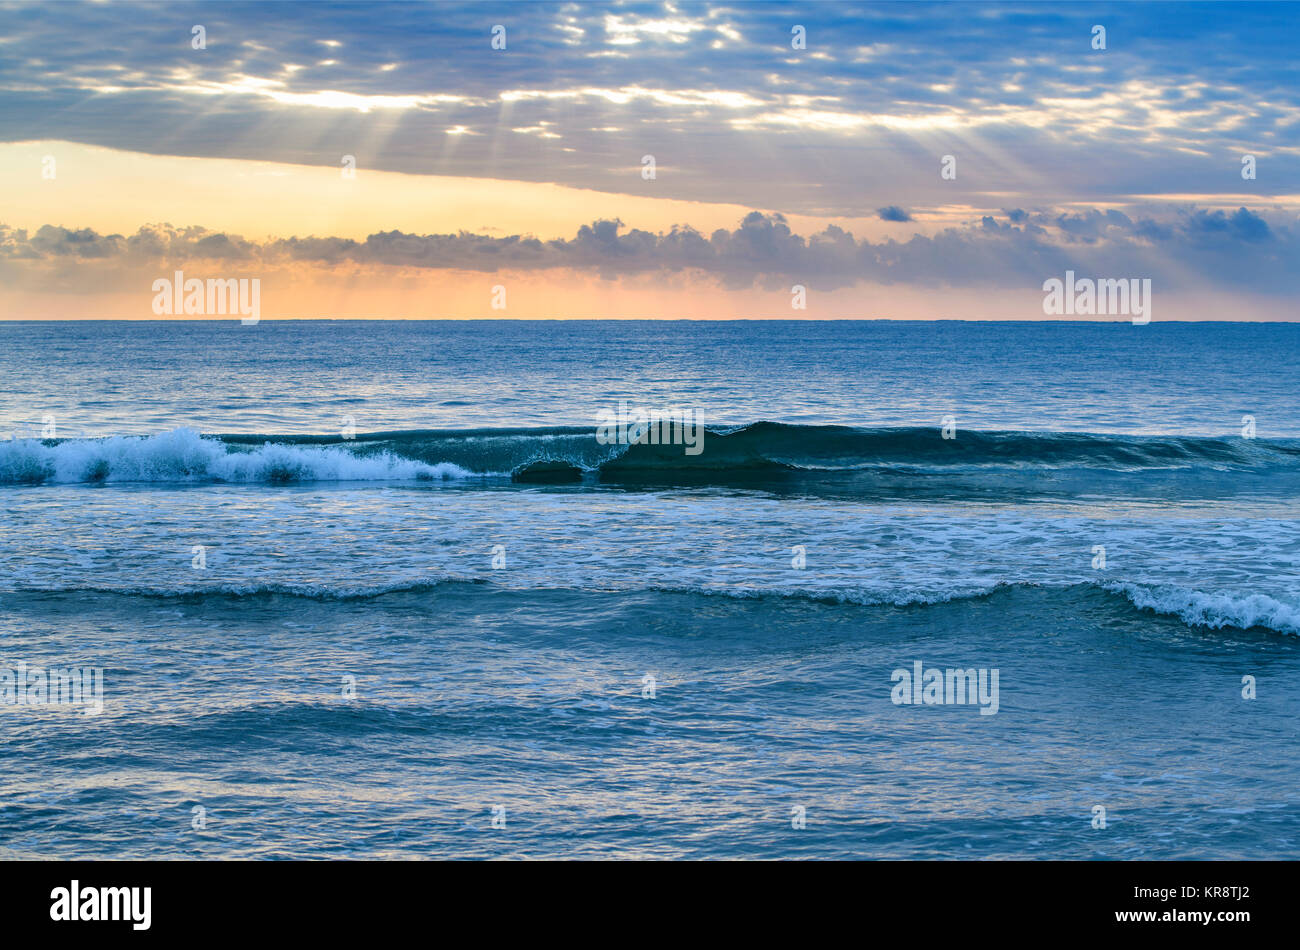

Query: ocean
left=1, top=319, right=1297, bottom=859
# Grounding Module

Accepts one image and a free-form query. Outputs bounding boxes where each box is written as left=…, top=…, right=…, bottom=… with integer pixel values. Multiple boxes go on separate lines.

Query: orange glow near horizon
left=3, top=142, right=1297, bottom=322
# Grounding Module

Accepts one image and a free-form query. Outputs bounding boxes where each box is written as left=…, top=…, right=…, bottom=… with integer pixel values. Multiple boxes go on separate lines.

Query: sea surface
left=1, top=319, right=1297, bottom=859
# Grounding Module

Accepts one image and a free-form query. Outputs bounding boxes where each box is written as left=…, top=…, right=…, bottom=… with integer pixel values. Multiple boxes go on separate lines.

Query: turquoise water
left=1, top=320, right=1297, bottom=858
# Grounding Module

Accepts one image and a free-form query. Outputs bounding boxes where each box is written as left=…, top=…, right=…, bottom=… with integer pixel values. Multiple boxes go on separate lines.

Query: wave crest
left=2, top=577, right=1294, bottom=635
left=1108, top=582, right=1300, bottom=635
left=0, top=428, right=473, bottom=484
left=5, top=423, right=1298, bottom=486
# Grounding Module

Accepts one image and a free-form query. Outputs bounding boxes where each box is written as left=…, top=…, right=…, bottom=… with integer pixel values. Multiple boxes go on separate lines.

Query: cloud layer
left=4, top=205, right=1294, bottom=294
left=1, top=1, right=1298, bottom=216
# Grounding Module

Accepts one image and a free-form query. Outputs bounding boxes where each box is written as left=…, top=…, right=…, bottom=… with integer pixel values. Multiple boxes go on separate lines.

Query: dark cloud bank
left=2, top=207, right=1295, bottom=294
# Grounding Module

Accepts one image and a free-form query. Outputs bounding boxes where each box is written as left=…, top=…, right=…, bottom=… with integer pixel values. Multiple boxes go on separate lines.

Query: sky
left=0, top=0, right=1297, bottom=319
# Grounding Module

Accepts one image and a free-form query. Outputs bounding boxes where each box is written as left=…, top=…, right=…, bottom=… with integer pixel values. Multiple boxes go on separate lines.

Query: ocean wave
left=3, top=423, right=1297, bottom=486
left=1107, top=582, right=1300, bottom=635
left=601, top=422, right=1300, bottom=475
left=664, top=581, right=1299, bottom=633
left=0, top=428, right=474, bottom=484
left=4, top=577, right=1295, bottom=635
left=647, top=581, right=1013, bottom=608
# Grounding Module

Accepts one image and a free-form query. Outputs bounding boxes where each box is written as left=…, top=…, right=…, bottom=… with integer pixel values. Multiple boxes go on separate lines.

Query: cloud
left=1, top=2, right=1298, bottom=215
left=877, top=206, right=913, bottom=223
left=4, top=205, right=1296, bottom=295
left=1182, top=207, right=1272, bottom=243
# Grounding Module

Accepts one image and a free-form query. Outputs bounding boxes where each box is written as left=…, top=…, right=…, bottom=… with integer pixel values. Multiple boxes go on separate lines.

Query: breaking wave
left=4, top=423, right=1297, bottom=486
left=2, top=577, right=1294, bottom=635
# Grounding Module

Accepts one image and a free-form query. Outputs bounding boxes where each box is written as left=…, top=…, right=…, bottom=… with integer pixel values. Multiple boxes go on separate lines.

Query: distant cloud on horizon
left=4, top=205, right=1295, bottom=295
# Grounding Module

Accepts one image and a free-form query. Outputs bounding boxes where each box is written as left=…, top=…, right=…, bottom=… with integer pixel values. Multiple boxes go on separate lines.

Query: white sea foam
left=1109, top=581, right=1300, bottom=635
left=0, top=428, right=473, bottom=484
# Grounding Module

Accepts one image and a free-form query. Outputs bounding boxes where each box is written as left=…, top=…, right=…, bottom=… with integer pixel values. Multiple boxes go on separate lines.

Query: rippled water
left=3, top=319, right=1297, bottom=436
left=1, top=320, right=1297, bottom=858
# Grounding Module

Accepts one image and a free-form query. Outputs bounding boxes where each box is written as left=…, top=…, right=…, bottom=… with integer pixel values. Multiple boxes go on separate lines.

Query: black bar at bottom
left=0, top=860, right=1281, bottom=937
